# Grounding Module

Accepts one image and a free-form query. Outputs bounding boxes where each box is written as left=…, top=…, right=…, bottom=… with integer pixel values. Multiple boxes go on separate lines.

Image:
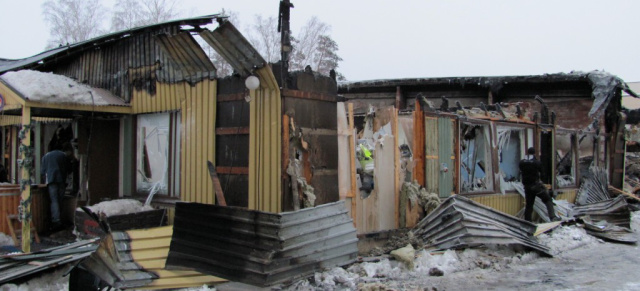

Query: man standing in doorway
left=41, top=143, right=70, bottom=230
left=519, top=147, right=560, bottom=222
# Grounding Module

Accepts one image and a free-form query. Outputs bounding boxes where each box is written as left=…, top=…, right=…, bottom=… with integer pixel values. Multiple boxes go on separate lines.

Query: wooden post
left=20, top=106, right=31, bottom=253
left=414, top=99, right=425, bottom=186
left=347, top=103, right=357, bottom=226
left=393, top=108, right=400, bottom=228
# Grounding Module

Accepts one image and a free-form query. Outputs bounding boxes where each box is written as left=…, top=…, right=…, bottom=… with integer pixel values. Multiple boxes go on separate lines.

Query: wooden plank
left=413, top=100, right=425, bottom=186
left=125, top=226, right=173, bottom=240
left=281, top=89, right=337, bottom=103
left=393, top=108, right=400, bottom=228
left=608, top=186, right=640, bottom=202
left=216, top=166, right=249, bottom=175
left=348, top=103, right=357, bottom=225
left=207, top=161, right=227, bottom=206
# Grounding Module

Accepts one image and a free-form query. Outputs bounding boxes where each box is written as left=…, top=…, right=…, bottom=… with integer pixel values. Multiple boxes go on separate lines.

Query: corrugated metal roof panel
left=165, top=200, right=358, bottom=287
left=199, top=20, right=265, bottom=77
left=413, top=195, right=552, bottom=257
left=0, top=15, right=220, bottom=74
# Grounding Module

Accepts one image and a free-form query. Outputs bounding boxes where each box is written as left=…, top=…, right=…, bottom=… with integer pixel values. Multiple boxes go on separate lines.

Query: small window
left=460, top=121, right=493, bottom=193
left=136, top=112, right=181, bottom=197
left=555, top=130, right=576, bottom=188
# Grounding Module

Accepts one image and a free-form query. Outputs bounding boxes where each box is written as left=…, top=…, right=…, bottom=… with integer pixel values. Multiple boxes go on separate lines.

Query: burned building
left=337, top=71, right=635, bottom=233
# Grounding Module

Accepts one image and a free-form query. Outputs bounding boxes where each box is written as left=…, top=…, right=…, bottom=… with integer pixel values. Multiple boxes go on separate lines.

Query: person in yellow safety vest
left=358, top=144, right=374, bottom=174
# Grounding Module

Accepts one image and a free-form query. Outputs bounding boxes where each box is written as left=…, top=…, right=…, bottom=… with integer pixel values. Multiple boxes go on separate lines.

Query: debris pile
left=165, top=200, right=358, bottom=287
left=413, top=195, right=551, bottom=257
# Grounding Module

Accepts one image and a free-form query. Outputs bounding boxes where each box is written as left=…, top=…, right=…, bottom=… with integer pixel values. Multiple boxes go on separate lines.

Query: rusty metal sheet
left=165, top=200, right=358, bottom=287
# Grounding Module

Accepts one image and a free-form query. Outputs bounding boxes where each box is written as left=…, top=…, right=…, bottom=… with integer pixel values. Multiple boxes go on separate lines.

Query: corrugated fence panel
left=248, top=67, right=281, bottom=212
left=179, top=79, right=217, bottom=204
left=425, top=116, right=439, bottom=194
left=469, top=193, right=524, bottom=216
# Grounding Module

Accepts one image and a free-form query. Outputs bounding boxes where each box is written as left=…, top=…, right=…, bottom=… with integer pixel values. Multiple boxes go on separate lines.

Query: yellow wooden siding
left=248, top=66, right=282, bottom=212
left=124, top=226, right=225, bottom=290
left=468, top=188, right=577, bottom=216
left=556, top=188, right=577, bottom=203
left=468, top=193, right=524, bottom=216
left=130, top=79, right=216, bottom=204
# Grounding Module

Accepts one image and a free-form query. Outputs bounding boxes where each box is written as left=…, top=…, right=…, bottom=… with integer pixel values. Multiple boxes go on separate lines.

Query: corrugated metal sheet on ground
left=82, top=226, right=224, bottom=290
left=0, top=239, right=98, bottom=284
left=573, top=195, right=631, bottom=229
left=413, top=195, right=552, bottom=257
left=165, top=200, right=358, bottom=287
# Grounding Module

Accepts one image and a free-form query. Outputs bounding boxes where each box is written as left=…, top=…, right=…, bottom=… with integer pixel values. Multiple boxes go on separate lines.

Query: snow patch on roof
left=0, top=70, right=127, bottom=106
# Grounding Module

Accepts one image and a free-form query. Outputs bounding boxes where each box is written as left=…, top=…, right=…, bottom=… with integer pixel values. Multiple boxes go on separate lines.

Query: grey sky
left=1, top=0, right=638, bottom=82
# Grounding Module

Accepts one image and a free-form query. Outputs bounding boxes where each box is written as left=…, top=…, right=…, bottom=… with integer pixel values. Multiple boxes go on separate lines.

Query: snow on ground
left=537, top=225, right=601, bottom=256
left=82, top=199, right=154, bottom=217
left=288, top=220, right=621, bottom=290
left=0, top=267, right=70, bottom=291
left=0, top=232, right=13, bottom=246
left=632, top=210, right=640, bottom=231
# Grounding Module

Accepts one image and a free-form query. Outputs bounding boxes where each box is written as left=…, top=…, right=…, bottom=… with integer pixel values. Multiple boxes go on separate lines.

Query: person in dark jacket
left=519, top=147, right=560, bottom=222
left=41, top=143, right=70, bottom=229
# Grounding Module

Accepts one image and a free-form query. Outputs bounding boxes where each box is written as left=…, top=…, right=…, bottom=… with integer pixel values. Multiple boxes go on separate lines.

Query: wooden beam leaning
left=207, top=161, right=227, bottom=206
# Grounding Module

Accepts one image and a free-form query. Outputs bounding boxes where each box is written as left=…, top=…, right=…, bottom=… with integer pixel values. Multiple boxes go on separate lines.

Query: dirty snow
left=0, top=70, right=117, bottom=105
left=0, top=267, right=70, bottom=291
left=82, top=199, right=154, bottom=217
left=537, top=225, right=601, bottom=256
left=0, top=232, right=13, bottom=246
left=287, top=221, right=620, bottom=290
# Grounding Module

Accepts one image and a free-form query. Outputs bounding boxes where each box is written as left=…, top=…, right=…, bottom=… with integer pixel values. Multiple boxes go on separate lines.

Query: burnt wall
left=282, top=71, right=339, bottom=211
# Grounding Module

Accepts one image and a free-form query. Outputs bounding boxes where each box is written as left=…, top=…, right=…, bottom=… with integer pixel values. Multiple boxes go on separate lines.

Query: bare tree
left=110, top=0, right=179, bottom=32
left=140, top=0, right=179, bottom=24
left=289, top=17, right=330, bottom=72
left=245, top=15, right=281, bottom=64
left=111, top=0, right=145, bottom=31
left=42, top=0, right=107, bottom=48
left=313, top=35, right=344, bottom=79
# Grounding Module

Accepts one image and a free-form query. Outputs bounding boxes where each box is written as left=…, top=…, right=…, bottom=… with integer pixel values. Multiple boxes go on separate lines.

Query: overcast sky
left=1, top=0, right=639, bottom=82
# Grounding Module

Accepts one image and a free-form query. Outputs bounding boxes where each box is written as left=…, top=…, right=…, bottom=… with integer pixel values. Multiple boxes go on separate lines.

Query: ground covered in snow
left=2, top=210, right=640, bottom=290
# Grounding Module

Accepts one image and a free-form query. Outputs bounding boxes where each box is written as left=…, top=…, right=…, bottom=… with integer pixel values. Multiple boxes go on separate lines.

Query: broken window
left=460, top=121, right=493, bottom=193
left=136, top=112, right=181, bottom=197
left=555, top=130, right=576, bottom=188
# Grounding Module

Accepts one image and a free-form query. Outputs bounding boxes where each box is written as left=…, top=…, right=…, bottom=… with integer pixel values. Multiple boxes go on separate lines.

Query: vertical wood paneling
left=469, top=193, right=523, bottom=216
left=425, top=116, right=439, bottom=194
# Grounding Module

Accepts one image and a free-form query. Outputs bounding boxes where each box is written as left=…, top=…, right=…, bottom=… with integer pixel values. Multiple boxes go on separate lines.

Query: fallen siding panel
left=0, top=239, right=98, bottom=285
left=413, top=195, right=551, bottom=257
left=82, top=226, right=224, bottom=290
left=165, top=200, right=358, bottom=287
